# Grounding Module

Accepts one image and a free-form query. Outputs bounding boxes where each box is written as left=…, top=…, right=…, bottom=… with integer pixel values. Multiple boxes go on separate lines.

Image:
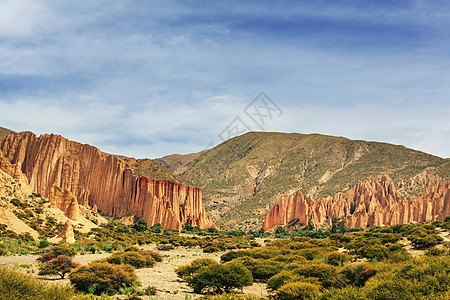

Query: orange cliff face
left=0, top=131, right=215, bottom=230
left=262, top=175, right=450, bottom=231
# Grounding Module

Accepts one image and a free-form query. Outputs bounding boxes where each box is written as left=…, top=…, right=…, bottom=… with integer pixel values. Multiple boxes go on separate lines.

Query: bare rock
left=56, top=220, right=76, bottom=244
left=49, top=185, right=81, bottom=221
left=263, top=175, right=450, bottom=230
left=0, top=131, right=215, bottom=230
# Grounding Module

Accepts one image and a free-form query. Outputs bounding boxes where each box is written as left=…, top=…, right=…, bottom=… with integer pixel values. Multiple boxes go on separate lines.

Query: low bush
left=292, top=263, right=339, bottom=288
left=322, top=251, right=352, bottom=266
left=232, top=256, right=282, bottom=281
left=275, top=281, right=320, bottom=300
left=69, top=262, right=138, bottom=295
left=187, top=262, right=253, bottom=294
left=106, top=246, right=161, bottom=268
left=175, top=258, right=218, bottom=279
left=157, top=244, right=175, bottom=251
left=318, top=286, right=367, bottom=300
left=107, top=251, right=155, bottom=268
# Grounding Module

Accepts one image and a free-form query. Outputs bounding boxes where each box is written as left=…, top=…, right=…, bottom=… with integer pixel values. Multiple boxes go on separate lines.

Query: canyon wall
left=263, top=175, right=450, bottom=230
left=0, top=132, right=215, bottom=230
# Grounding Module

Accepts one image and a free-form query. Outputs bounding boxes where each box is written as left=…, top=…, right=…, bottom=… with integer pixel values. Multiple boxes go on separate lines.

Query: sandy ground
left=0, top=246, right=267, bottom=299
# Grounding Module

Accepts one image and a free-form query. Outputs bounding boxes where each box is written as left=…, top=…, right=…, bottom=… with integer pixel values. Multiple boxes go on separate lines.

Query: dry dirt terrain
left=0, top=246, right=268, bottom=300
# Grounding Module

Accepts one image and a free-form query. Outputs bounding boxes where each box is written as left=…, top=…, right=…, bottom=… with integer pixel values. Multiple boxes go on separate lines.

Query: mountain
left=154, top=150, right=207, bottom=175
left=157, top=132, right=448, bottom=230
left=0, top=127, right=14, bottom=135
left=263, top=175, right=449, bottom=230
left=0, top=131, right=215, bottom=230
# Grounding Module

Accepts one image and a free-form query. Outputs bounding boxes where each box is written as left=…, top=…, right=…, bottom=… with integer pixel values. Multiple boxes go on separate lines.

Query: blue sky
left=1, top=0, right=449, bottom=158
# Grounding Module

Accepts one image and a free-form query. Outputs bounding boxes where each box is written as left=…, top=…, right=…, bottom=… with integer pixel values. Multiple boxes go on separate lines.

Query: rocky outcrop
left=263, top=175, right=450, bottom=230
left=49, top=185, right=81, bottom=221
left=0, top=152, right=29, bottom=188
left=0, top=131, right=215, bottom=230
left=57, top=220, right=76, bottom=244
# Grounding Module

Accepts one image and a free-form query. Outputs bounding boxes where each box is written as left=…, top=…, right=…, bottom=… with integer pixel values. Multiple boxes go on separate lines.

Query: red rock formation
left=0, top=131, right=215, bottom=230
left=0, top=152, right=29, bottom=188
left=49, top=185, right=81, bottom=221
left=263, top=175, right=450, bottom=230
left=57, top=220, right=76, bottom=244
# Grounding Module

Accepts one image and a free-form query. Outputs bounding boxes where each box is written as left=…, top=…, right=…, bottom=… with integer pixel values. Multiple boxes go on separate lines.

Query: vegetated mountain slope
left=174, top=132, right=447, bottom=230
left=154, top=150, right=208, bottom=175
left=0, top=127, right=14, bottom=135
left=117, top=156, right=189, bottom=184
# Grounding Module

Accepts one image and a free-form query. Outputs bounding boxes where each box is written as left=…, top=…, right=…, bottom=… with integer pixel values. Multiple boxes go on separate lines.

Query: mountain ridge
left=156, top=132, right=448, bottom=230
left=0, top=131, right=215, bottom=230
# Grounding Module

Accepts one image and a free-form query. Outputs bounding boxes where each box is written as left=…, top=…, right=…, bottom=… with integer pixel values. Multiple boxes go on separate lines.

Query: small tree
left=38, top=255, right=78, bottom=279
left=37, top=245, right=77, bottom=279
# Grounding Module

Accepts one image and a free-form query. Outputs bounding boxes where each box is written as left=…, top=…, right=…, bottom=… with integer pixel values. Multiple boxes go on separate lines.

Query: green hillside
left=166, top=132, right=447, bottom=230
left=154, top=150, right=207, bottom=175
left=115, top=156, right=190, bottom=185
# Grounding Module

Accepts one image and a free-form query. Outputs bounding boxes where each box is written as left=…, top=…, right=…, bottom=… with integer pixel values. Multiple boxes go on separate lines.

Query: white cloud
left=0, top=0, right=49, bottom=36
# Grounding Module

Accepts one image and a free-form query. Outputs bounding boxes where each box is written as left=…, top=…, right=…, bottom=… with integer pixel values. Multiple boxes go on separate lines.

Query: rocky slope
left=263, top=175, right=450, bottom=230
left=0, top=131, right=215, bottom=230
left=0, top=152, right=102, bottom=243
left=160, top=132, right=447, bottom=230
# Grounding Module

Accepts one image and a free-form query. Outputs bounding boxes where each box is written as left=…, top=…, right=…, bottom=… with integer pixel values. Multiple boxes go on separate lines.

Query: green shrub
left=107, top=250, right=155, bottom=268
left=157, top=244, right=175, bottom=251
left=275, top=281, right=320, bottom=300
left=232, top=256, right=282, bottom=281
left=318, top=286, right=367, bottom=300
left=425, top=247, right=446, bottom=256
left=10, top=198, right=20, bottom=207
left=69, top=262, right=137, bottom=295
left=340, top=263, right=377, bottom=287
left=144, top=285, right=157, bottom=295
left=0, top=266, right=75, bottom=300
left=364, top=275, right=414, bottom=300
left=323, top=251, right=352, bottom=266
left=175, top=258, right=218, bottom=279
left=204, top=246, right=221, bottom=253
left=267, top=271, right=300, bottom=291
left=38, top=240, right=50, bottom=249
left=132, top=219, right=148, bottom=232
left=292, top=263, right=339, bottom=288
left=408, top=233, right=443, bottom=249
left=187, top=262, right=252, bottom=294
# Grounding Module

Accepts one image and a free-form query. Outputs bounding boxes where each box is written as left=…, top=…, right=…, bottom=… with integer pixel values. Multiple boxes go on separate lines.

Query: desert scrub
left=0, top=266, right=76, bottom=300
left=199, top=294, right=266, bottom=299
left=106, top=246, right=162, bottom=268
left=187, top=262, right=253, bottom=294
left=69, top=262, right=138, bottom=295
left=176, top=258, right=219, bottom=279
left=275, top=281, right=321, bottom=300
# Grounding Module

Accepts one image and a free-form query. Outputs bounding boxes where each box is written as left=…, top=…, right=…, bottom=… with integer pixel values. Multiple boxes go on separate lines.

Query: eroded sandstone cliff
left=0, top=131, right=215, bottom=230
left=263, top=175, right=450, bottom=230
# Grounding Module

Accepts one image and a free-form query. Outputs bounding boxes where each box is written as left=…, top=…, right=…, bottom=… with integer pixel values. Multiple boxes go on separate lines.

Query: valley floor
left=0, top=245, right=268, bottom=299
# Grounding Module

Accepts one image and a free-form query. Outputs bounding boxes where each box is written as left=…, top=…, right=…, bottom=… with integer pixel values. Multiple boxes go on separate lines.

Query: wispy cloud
left=0, top=1, right=449, bottom=158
